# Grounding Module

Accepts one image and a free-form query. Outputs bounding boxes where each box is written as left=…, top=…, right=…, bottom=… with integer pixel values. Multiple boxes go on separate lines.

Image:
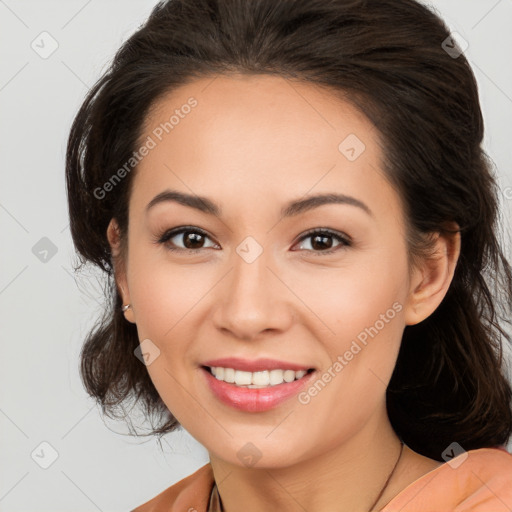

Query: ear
left=106, top=218, right=135, bottom=324
left=404, top=225, right=461, bottom=326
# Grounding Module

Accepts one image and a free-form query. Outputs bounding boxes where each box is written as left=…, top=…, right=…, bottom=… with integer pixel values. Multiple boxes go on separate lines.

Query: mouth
left=201, top=365, right=315, bottom=388
left=199, top=362, right=317, bottom=412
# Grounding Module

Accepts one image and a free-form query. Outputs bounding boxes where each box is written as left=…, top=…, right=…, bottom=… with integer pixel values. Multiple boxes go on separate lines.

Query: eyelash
left=155, top=226, right=352, bottom=256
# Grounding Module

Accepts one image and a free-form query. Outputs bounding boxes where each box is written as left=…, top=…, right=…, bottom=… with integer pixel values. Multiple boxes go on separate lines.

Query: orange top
left=131, top=447, right=512, bottom=512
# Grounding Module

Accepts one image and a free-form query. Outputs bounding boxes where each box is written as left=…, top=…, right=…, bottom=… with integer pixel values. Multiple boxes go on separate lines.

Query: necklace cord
left=209, top=440, right=405, bottom=512
left=367, top=440, right=405, bottom=512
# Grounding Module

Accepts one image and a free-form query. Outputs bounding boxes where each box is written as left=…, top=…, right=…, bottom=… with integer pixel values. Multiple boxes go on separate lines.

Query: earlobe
left=404, top=227, right=461, bottom=326
left=106, top=218, right=136, bottom=324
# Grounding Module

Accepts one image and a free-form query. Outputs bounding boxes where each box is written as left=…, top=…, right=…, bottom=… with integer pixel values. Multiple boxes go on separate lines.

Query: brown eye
left=293, top=229, right=351, bottom=255
left=181, top=231, right=206, bottom=249
left=157, top=227, right=219, bottom=252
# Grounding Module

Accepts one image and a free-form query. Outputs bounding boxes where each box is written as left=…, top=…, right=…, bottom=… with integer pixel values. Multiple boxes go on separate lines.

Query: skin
left=107, top=74, right=460, bottom=511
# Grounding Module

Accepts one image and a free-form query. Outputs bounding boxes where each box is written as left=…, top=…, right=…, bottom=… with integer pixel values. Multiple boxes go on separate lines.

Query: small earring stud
left=121, top=304, right=131, bottom=312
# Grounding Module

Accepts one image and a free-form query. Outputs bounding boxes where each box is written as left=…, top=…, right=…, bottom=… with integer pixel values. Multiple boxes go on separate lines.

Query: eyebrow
left=146, top=189, right=373, bottom=218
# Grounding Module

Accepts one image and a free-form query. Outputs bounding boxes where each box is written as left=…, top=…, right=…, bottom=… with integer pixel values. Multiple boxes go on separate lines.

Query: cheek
left=296, top=278, right=405, bottom=439
left=288, top=251, right=409, bottom=405
left=289, top=256, right=408, bottom=348
left=126, top=254, right=209, bottom=419
left=127, top=250, right=213, bottom=339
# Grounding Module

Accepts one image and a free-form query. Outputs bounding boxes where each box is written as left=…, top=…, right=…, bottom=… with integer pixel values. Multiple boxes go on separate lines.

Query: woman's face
left=113, top=74, right=424, bottom=468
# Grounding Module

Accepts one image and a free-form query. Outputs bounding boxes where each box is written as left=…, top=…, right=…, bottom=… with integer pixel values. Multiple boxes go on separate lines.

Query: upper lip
left=201, top=357, right=314, bottom=372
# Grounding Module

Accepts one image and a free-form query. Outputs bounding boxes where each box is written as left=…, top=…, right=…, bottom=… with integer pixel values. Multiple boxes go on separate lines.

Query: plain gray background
left=1, top=0, right=511, bottom=510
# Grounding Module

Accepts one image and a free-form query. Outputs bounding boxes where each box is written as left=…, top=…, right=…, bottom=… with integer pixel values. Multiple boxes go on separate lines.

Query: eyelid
left=156, top=225, right=219, bottom=250
left=156, top=226, right=351, bottom=254
left=292, top=228, right=352, bottom=255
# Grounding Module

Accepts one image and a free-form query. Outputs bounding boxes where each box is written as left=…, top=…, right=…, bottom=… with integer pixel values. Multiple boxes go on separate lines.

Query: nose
left=212, top=249, right=295, bottom=342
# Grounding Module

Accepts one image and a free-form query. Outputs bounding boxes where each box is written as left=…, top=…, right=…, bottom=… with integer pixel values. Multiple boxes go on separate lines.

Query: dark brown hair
left=65, top=0, right=512, bottom=460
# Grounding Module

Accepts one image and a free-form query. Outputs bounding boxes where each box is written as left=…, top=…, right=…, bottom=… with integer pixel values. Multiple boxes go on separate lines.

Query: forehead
left=131, top=73, right=400, bottom=224
left=141, top=73, right=378, bottom=162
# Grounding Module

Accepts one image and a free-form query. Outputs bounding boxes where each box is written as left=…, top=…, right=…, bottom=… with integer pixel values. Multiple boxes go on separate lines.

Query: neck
left=209, top=407, right=408, bottom=512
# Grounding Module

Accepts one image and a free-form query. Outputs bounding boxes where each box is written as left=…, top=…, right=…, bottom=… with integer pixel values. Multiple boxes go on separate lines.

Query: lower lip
left=201, top=367, right=315, bottom=412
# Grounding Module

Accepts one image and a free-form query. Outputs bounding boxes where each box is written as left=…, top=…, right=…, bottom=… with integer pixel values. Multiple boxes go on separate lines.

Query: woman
left=65, top=0, right=512, bottom=510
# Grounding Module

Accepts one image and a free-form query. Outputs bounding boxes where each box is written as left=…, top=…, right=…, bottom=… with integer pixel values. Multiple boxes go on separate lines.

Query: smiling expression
left=110, top=73, right=426, bottom=468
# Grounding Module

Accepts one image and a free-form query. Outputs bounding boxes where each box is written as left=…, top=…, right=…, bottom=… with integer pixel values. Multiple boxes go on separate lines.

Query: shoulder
left=130, top=448, right=512, bottom=511
left=382, top=446, right=512, bottom=512
left=131, top=463, right=214, bottom=512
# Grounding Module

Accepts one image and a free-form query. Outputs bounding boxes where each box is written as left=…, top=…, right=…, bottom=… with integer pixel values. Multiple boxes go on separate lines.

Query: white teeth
left=224, top=367, right=235, bottom=383
left=209, top=367, right=310, bottom=387
left=269, top=369, right=284, bottom=385
left=234, top=370, right=252, bottom=386
left=283, top=369, right=296, bottom=383
left=252, top=370, right=270, bottom=386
